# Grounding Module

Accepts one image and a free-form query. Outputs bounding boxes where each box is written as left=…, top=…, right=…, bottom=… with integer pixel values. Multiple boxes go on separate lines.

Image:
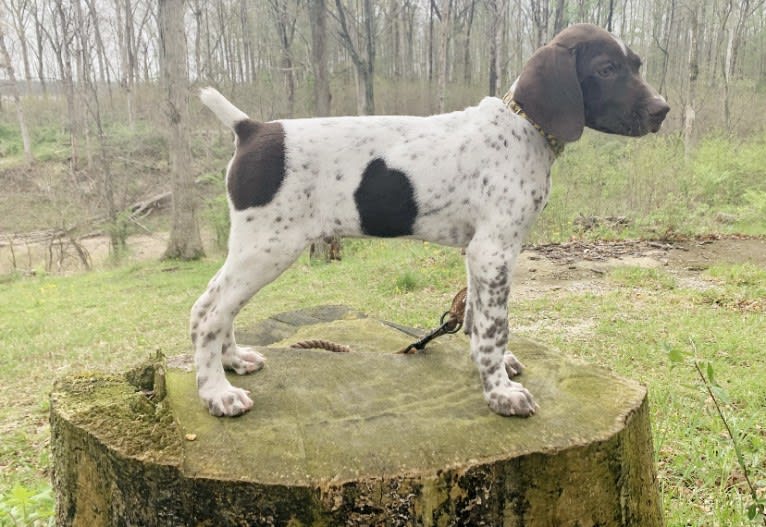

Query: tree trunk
left=31, top=0, right=47, bottom=96
left=684, top=2, right=701, bottom=157
left=0, top=10, right=33, bottom=165
left=51, top=307, right=664, bottom=526
left=310, top=0, right=331, bottom=116
left=308, top=0, right=341, bottom=262
left=159, top=0, right=204, bottom=261
left=463, top=0, right=476, bottom=84
left=53, top=0, right=78, bottom=175
left=436, top=0, right=451, bottom=113
left=487, top=1, right=500, bottom=96
left=335, top=0, right=375, bottom=115
left=270, top=0, right=296, bottom=117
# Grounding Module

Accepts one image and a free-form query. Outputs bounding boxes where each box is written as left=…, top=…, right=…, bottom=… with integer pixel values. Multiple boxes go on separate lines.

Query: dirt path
left=511, top=237, right=766, bottom=300
left=3, top=229, right=764, bottom=293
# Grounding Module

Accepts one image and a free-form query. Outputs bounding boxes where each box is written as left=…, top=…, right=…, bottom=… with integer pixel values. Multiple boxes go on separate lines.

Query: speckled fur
left=191, top=95, right=549, bottom=416
left=191, top=24, right=669, bottom=418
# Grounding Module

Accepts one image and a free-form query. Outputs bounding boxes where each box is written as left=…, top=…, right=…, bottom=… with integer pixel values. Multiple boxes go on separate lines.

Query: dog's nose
left=647, top=96, right=670, bottom=132
left=648, top=96, right=670, bottom=120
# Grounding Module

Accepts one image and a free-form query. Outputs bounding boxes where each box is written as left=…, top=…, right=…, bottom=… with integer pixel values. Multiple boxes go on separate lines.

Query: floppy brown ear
left=513, top=43, right=584, bottom=143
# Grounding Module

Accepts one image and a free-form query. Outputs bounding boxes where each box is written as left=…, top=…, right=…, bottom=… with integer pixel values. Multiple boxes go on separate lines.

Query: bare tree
left=683, top=1, right=701, bottom=156
left=334, top=0, right=376, bottom=114
left=308, top=0, right=341, bottom=262
left=29, top=0, right=47, bottom=95
left=460, top=0, right=476, bottom=84
left=2, top=0, right=33, bottom=91
left=48, top=0, right=79, bottom=174
left=269, top=0, right=298, bottom=117
left=159, top=0, right=204, bottom=260
left=485, top=0, right=507, bottom=96
left=0, top=6, right=33, bottom=164
left=436, top=0, right=452, bottom=112
left=310, top=0, right=331, bottom=116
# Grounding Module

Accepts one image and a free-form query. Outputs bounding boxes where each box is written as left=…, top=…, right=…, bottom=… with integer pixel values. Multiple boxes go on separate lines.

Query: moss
left=52, top=361, right=182, bottom=464
left=51, top=307, right=661, bottom=526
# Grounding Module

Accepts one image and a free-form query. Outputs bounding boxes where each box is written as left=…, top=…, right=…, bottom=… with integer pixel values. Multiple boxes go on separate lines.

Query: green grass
left=530, top=131, right=766, bottom=242
left=511, top=265, right=766, bottom=526
left=1, top=242, right=765, bottom=525
left=2, top=98, right=766, bottom=524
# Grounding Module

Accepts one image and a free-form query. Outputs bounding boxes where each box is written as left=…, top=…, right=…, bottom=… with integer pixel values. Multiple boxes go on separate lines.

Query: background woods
left=2, top=1, right=766, bottom=127
left=1, top=0, right=766, bottom=267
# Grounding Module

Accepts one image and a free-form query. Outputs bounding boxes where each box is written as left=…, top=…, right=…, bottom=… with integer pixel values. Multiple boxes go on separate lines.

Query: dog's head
left=513, top=23, right=670, bottom=143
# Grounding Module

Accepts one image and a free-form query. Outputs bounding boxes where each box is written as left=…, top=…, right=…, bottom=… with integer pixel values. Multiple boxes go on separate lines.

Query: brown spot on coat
left=228, top=121, right=286, bottom=210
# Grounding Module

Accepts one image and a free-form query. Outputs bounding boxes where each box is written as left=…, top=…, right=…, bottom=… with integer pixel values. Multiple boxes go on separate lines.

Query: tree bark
left=334, top=0, right=375, bottom=115
left=310, top=0, right=331, bottom=116
left=0, top=7, right=33, bottom=165
left=684, top=1, right=701, bottom=157
left=51, top=0, right=78, bottom=174
left=270, top=0, right=296, bottom=117
left=308, top=0, right=341, bottom=262
left=436, top=0, right=451, bottom=112
left=159, top=0, right=204, bottom=260
left=486, top=0, right=505, bottom=96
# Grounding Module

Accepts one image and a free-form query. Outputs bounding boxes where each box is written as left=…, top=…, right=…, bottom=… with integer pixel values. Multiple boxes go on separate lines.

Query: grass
left=1, top=241, right=765, bottom=525
left=530, top=131, right=766, bottom=243
left=2, top=93, right=766, bottom=523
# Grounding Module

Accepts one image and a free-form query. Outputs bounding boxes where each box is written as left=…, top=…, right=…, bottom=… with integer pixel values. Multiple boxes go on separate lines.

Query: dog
left=191, top=23, right=669, bottom=417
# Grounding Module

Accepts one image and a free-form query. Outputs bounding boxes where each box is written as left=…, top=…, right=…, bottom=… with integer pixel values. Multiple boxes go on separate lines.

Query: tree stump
left=51, top=306, right=663, bottom=526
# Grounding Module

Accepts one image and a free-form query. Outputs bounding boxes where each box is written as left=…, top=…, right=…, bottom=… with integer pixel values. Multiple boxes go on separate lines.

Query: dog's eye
left=597, top=64, right=616, bottom=78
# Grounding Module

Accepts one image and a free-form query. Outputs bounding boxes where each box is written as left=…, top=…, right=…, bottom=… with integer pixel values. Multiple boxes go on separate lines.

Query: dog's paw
left=503, top=351, right=525, bottom=377
left=485, top=381, right=538, bottom=417
left=223, top=346, right=265, bottom=375
left=200, top=383, right=254, bottom=417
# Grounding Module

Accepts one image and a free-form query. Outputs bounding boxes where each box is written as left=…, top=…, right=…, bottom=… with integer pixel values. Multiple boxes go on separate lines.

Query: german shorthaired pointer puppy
left=192, top=23, right=669, bottom=417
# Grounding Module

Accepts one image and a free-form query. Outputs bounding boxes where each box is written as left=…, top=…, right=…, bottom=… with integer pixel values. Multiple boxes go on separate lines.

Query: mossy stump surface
left=51, top=305, right=662, bottom=526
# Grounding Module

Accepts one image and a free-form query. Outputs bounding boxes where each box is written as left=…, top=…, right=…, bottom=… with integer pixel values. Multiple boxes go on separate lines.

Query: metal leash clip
left=398, top=287, right=467, bottom=354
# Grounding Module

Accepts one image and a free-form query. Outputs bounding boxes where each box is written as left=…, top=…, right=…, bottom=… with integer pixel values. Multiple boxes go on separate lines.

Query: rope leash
left=288, top=287, right=468, bottom=355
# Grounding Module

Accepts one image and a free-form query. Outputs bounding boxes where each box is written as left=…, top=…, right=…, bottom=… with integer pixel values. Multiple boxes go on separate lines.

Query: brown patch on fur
left=228, top=120, right=286, bottom=210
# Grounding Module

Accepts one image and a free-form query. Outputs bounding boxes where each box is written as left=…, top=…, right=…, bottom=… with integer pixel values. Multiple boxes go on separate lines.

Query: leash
left=397, top=287, right=467, bottom=354
left=288, top=287, right=468, bottom=354
left=290, top=339, right=351, bottom=353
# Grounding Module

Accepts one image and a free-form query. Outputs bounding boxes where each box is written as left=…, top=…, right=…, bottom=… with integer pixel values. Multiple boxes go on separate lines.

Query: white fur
left=199, top=87, right=249, bottom=129
left=191, top=24, right=668, bottom=420
left=192, top=94, right=551, bottom=417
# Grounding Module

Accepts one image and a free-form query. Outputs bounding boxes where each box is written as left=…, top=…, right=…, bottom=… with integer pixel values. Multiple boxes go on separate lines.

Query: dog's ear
left=513, top=43, right=584, bottom=143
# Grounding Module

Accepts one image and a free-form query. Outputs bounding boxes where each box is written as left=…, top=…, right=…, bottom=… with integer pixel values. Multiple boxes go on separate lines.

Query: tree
left=269, top=0, right=298, bottom=117
left=334, top=0, right=376, bottom=115
left=683, top=1, right=701, bottom=156
left=485, top=0, right=507, bottom=96
left=435, top=0, right=451, bottom=112
left=0, top=5, right=33, bottom=165
left=159, top=0, right=204, bottom=260
left=308, top=0, right=342, bottom=262
left=310, top=0, right=331, bottom=116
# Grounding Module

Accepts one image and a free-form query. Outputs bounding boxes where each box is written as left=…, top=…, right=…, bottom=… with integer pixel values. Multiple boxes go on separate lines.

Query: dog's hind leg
left=465, top=237, right=538, bottom=417
left=190, top=240, right=305, bottom=416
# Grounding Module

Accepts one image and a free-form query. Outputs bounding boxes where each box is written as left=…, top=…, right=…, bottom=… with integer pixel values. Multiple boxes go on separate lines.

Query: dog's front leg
left=465, top=239, right=538, bottom=417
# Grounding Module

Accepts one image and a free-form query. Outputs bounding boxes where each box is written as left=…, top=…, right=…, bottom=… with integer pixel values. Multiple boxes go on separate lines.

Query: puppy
left=191, top=23, right=669, bottom=417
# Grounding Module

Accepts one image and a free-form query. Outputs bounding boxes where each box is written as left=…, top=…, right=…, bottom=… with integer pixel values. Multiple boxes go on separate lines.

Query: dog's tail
left=199, top=87, right=249, bottom=130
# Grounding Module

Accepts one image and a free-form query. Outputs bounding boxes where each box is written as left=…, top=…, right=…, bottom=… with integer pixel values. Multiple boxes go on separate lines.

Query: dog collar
left=502, top=91, right=565, bottom=157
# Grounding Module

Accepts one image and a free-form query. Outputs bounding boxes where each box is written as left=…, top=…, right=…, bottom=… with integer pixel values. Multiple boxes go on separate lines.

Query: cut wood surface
left=51, top=305, right=663, bottom=526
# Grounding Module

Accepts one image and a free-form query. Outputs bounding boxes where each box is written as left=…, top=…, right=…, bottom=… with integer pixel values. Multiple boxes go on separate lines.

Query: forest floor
left=515, top=235, right=766, bottom=300
left=1, top=233, right=765, bottom=526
